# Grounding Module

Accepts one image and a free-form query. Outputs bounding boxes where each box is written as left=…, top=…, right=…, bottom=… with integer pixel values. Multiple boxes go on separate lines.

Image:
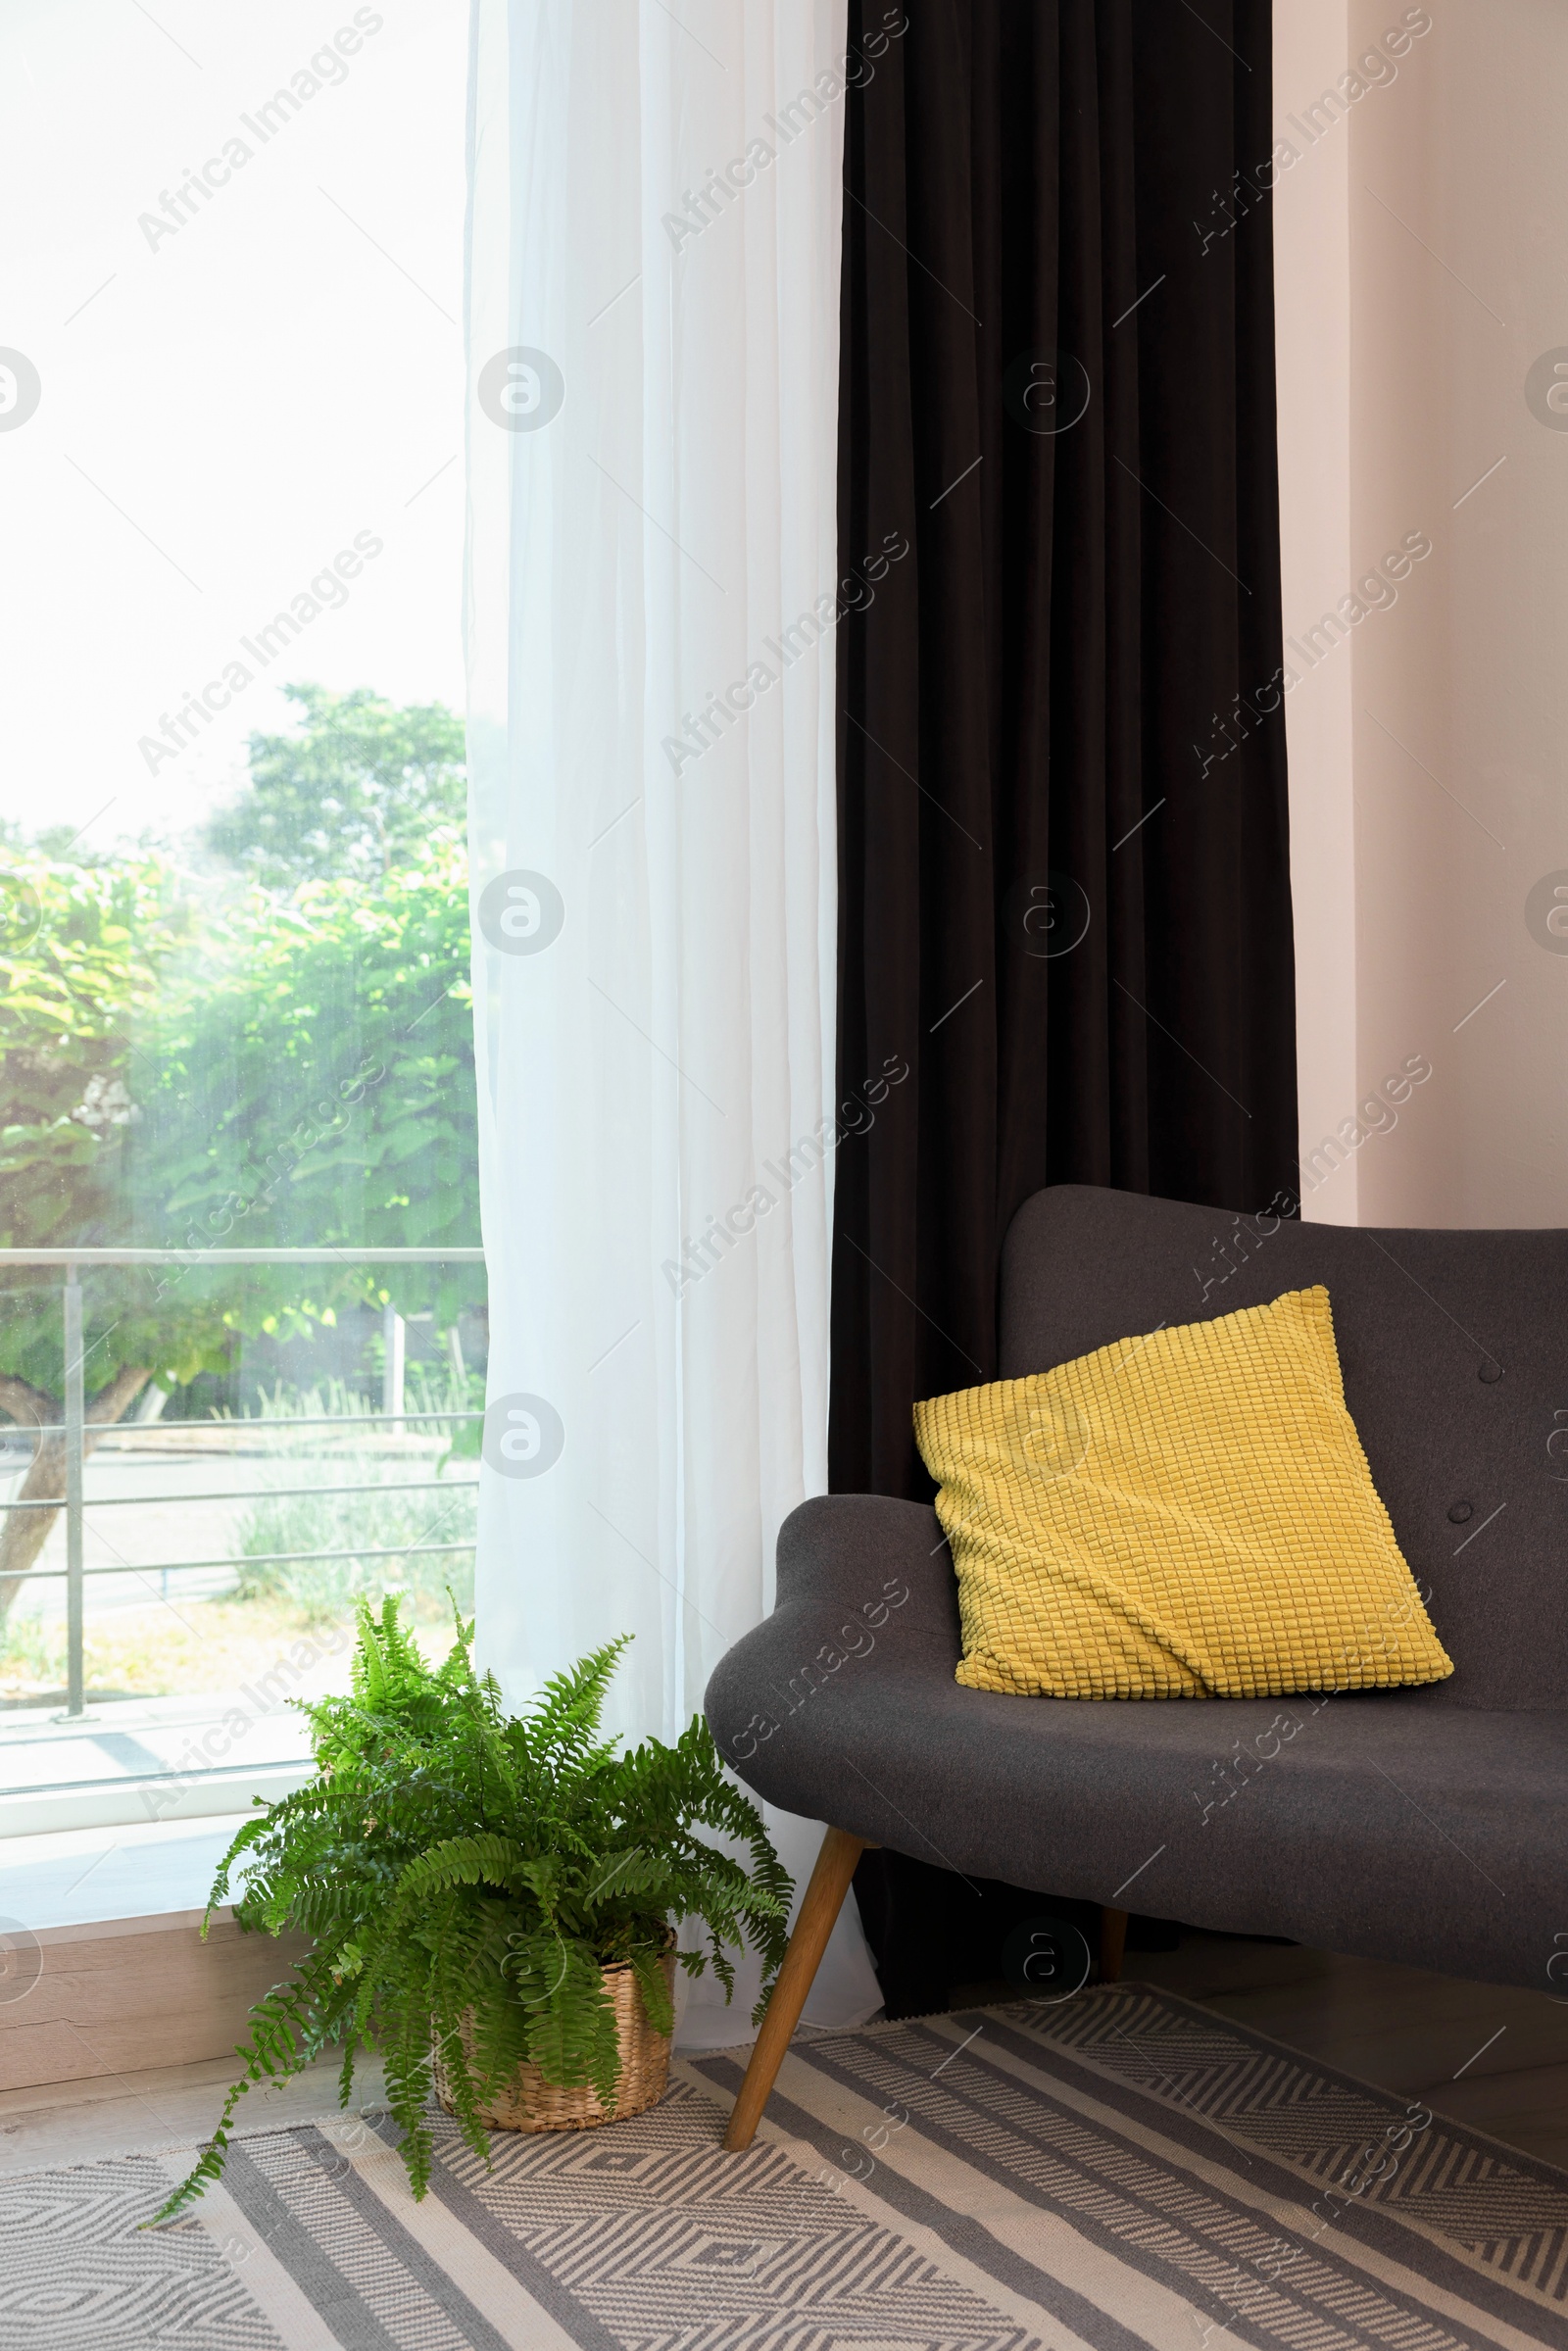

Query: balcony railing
left=0, top=1248, right=485, bottom=1720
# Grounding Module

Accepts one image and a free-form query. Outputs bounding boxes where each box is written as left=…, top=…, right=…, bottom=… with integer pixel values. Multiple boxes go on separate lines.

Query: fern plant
left=156, top=1594, right=792, bottom=2217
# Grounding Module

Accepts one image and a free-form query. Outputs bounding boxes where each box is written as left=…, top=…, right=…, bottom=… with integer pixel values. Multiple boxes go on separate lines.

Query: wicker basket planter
left=433, top=1942, right=676, bottom=2134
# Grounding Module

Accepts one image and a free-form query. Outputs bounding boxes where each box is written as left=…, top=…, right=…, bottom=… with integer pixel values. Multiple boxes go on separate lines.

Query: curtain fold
left=465, top=0, right=879, bottom=2041
left=831, top=0, right=1298, bottom=1498
left=830, top=0, right=1298, bottom=2005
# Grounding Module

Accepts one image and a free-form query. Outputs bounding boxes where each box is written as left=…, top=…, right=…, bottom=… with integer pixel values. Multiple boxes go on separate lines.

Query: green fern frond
left=390, top=1833, right=524, bottom=1908
left=628, top=1943, right=675, bottom=2038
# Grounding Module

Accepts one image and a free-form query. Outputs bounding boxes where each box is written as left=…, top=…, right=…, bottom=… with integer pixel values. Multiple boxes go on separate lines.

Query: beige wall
left=1276, top=1, right=1566, bottom=1226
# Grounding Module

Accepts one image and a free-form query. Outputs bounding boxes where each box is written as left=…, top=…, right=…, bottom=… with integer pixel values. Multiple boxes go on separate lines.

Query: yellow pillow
left=914, top=1287, right=1452, bottom=1700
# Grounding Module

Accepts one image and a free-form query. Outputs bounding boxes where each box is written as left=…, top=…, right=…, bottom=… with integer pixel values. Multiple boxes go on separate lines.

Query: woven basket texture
left=433, top=1943, right=676, bottom=2133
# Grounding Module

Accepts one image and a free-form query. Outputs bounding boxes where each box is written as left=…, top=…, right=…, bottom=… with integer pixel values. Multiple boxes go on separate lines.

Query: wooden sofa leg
left=722, top=1826, right=869, bottom=2152
left=1100, top=1905, right=1128, bottom=1984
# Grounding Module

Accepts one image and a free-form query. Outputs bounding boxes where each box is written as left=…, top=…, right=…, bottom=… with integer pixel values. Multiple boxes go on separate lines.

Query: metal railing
left=0, top=1247, right=485, bottom=1719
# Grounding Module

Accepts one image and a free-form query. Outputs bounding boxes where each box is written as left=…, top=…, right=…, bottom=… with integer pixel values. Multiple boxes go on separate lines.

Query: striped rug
left=5, top=1983, right=1567, bottom=2349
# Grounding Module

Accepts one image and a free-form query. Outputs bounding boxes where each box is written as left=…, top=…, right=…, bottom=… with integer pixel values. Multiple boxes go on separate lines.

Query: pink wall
left=1274, top=0, right=1357, bottom=1223
left=1276, top=1, right=1564, bottom=1227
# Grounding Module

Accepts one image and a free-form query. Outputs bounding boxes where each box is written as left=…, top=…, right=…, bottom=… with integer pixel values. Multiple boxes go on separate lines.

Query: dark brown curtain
left=831, top=0, right=1298, bottom=2007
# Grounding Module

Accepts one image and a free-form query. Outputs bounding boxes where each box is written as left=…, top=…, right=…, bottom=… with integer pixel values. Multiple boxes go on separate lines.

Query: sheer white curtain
left=464, top=0, right=880, bottom=2039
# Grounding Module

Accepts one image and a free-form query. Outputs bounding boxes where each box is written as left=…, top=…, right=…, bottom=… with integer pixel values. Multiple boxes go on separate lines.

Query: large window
left=0, top=0, right=475, bottom=1834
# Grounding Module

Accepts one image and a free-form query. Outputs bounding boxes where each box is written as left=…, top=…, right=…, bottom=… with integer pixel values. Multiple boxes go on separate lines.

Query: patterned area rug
left=6, top=1983, right=1568, bottom=2350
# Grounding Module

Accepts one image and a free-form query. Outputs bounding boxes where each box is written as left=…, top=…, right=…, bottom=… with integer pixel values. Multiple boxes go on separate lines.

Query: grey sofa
left=707, top=1184, right=1568, bottom=2148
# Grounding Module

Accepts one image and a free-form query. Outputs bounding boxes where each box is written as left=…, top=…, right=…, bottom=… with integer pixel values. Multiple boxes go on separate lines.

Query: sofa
left=706, top=1184, right=1568, bottom=2146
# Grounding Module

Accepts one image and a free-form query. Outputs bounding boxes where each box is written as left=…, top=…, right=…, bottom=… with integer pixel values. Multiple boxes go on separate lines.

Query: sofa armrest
left=774, top=1493, right=957, bottom=1623
left=704, top=1494, right=962, bottom=1828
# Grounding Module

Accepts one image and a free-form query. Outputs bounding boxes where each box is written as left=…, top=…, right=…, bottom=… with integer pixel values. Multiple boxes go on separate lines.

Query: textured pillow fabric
left=914, top=1287, right=1453, bottom=1700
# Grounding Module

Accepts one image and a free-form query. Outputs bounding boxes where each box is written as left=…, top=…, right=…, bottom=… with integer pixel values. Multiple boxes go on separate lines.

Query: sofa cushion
left=915, top=1286, right=1453, bottom=1701
left=705, top=1494, right=1565, bottom=1993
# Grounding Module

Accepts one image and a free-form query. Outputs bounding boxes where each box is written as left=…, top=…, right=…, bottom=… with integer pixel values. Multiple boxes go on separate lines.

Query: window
left=0, top=0, right=476, bottom=1836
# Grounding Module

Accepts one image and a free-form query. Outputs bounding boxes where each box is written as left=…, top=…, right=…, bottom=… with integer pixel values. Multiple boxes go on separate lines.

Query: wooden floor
left=948, top=1927, right=1568, bottom=2173
left=3, top=1930, right=1563, bottom=2178
left=1131, top=1930, right=1568, bottom=2171
left=0, top=2047, right=388, bottom=2179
